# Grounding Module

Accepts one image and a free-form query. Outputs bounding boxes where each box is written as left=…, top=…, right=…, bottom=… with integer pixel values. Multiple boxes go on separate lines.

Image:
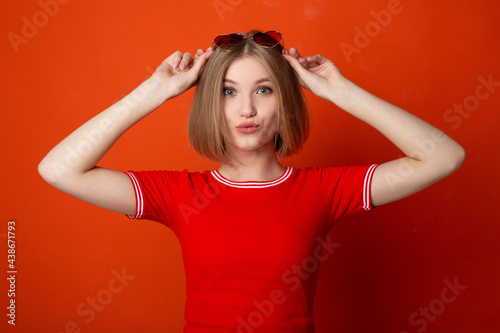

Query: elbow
left=452, top=144, right=466, bottom=170
left=442, top=144, right=466, bottom=176
left=38, top=157, right=62, bottom=186
left=38, top=158, right=52, bottom=184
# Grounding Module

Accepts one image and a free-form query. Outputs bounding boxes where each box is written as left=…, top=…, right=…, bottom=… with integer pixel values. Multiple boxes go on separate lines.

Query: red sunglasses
left=212, top=30, right=284, bottom=51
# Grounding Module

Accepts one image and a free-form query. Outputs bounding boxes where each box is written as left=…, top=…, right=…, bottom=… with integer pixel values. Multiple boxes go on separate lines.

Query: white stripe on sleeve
left=125, top=172, right=144, bottom=219
left=363, top=164, right=378, bottom=211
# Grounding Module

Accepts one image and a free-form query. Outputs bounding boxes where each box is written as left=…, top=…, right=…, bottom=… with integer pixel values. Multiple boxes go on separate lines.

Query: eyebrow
left=223, top=78, right=271, bottom=85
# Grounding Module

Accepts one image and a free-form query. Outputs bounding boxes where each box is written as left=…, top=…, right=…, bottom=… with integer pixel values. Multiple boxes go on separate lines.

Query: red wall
left=1, top=0, right=499, bottom=332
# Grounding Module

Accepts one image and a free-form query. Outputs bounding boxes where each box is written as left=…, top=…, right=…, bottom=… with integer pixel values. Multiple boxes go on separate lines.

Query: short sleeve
left=123, top=170, right=189, bottom=228
left=314, top=164, right=378, bottom=223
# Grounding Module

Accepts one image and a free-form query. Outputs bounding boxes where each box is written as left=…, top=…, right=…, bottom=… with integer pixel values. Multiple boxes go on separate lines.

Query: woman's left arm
left=283, top=48, right=466, bottom=207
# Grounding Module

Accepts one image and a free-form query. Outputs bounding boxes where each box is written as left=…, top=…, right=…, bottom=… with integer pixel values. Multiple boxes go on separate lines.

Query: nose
left=240, top=95, right=257, bottom=118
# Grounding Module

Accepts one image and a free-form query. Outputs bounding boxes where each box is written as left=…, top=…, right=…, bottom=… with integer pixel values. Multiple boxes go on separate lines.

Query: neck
left=218, top=149, right=286, bottom=182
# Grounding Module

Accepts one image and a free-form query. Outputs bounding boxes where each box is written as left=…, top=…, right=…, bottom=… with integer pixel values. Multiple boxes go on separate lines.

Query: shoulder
left=125, top=169, right=214, bottom=186
left=294, top=164, right=378, bottom=184
left=295, top=164, right=376, bottom=175
left=126, top=169, right=210, bottom=177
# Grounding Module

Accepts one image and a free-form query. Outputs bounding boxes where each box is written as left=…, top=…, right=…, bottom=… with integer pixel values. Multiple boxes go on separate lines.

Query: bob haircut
left=188, top=30, right=310, bottom=164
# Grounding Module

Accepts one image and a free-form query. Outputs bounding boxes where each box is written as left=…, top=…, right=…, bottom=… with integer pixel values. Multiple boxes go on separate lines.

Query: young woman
left=38, top=30, right=465, bottom=332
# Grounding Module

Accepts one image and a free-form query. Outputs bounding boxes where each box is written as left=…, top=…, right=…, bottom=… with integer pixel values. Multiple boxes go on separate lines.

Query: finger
left=299, top=56, right=319, bottom=69
left=290, top=48, right=317, bottom=70
left=189, top=49, right=210, bottom=71
left=179, top=52, right=193, bottom=70
left=192, top=49, right=204, bottom=63
left=308, top=54, right=325, bottom=64
left=188, top=49, right=212, bottom=77
left=289, top=47, right=302, bottom=59
left=168, top=51, right=183, bottom=69
left=295, top=56, right=315, bottom=70
left=283, top=53, right=310, bottom=80
left=299, top=55, right=325, bottom=69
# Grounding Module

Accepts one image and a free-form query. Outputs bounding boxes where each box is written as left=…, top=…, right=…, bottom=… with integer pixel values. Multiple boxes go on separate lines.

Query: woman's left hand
left=282, top=48, right=351, bottom=101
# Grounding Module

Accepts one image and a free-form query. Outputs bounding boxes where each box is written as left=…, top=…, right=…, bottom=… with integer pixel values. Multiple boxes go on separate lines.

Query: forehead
left=224, top=56, right=271, bottom=82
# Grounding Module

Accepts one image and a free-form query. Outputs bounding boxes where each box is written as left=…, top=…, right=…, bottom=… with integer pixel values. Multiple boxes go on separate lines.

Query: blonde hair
left=188, top=30, right=310, bottom=163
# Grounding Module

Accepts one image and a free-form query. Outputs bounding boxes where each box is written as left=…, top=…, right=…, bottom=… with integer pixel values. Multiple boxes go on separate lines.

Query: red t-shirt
left=125, top=164, right=378, bottom=333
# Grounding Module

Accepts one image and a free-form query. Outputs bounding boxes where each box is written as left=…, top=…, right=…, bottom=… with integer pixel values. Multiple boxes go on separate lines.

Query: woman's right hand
left=150, top=47, right=213, bottom=99
left=38, top=47, right=213, bottom=217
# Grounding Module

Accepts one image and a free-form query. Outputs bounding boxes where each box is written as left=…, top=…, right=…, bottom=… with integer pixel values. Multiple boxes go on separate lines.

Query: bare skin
left=282, top=47, right=465, bottom=206
left=38, top=45, right=465, bottom=215
left=217, top=56, right=286, bottom=182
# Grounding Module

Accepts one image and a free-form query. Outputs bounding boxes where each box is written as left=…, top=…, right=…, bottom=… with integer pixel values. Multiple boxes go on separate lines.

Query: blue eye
left=224, top=88, right=236, bottom=96
left=257, top=87, right=272, bottom=94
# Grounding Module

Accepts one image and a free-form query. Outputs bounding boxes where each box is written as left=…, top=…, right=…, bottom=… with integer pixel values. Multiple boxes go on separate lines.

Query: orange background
left=1, top=0, right=499, bottom=332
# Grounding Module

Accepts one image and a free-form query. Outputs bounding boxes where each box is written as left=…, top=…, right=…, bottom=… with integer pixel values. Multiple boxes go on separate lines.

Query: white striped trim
left=210, top=167, right=293, bottom=188
left=125, top=172, right=144, bottom=219
left=363, top=164, right=378, bottom=211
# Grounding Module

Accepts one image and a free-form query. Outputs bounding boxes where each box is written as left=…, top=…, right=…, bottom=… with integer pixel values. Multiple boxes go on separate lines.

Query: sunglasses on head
left=212, top=30, right=284, bottom=51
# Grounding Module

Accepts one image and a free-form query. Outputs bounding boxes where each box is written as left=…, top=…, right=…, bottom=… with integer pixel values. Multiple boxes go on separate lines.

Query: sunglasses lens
left=265, top=31, right=282, bottom=43
left=252, top=32, right=278, bottom=46
left=253, top=31, right=283, bottom=48
left=213, top=31, right=283, bottom=51
left=214, top=34, right=244, bottom=49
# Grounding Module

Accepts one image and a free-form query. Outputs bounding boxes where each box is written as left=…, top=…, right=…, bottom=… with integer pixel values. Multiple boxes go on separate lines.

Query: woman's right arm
left=38, top=49, right=212, bottom=215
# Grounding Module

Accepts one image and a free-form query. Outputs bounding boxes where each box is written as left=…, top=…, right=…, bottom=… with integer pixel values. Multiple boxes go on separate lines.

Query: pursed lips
left=236, top=122, right=260, bottom=133
left=236, top=122, right=259, bottom=128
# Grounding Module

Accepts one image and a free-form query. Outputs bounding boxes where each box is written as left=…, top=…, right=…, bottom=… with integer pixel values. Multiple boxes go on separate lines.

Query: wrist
left=324, top=78, right=358, bottom=109
left=113, top=77, right=173, bottom=119
left=142, top=76, right=175, bottom=101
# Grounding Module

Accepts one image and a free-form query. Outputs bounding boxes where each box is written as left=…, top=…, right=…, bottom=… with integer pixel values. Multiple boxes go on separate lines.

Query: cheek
left=223, top=99, right=238, bottom=117
left=222, top=101, right=233, bottom=120
left=268, top=101, right=278, bottom=127
left=259, top=97, right=277, bottom=115
left=262, top=111, right=278, bottom=139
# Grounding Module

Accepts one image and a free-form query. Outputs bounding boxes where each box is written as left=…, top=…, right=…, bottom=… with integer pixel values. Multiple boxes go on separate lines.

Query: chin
left=228, top=141, right=275, bottom=154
